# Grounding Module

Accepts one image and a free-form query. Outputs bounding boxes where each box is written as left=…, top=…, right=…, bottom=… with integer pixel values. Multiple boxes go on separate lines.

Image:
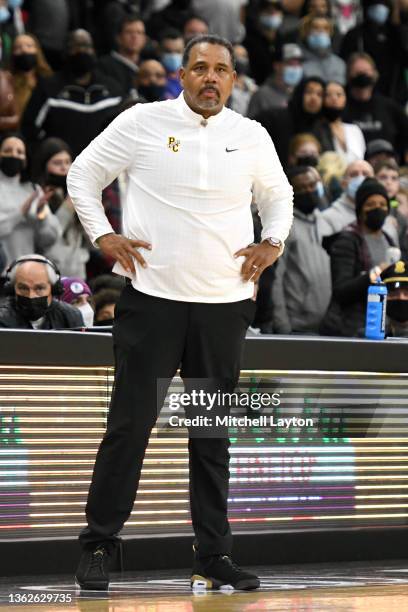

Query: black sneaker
left=191, top=554, right=260, bottom=591
left=75, top=545, right=111, bottom=590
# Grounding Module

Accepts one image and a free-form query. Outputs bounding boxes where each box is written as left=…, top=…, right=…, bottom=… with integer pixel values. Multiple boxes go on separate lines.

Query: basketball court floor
left=0, top=559, right=407, bottom=611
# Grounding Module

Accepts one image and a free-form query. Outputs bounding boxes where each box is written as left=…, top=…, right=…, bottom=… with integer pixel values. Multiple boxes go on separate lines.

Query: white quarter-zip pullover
left=67, top=92, right=293, bottom=302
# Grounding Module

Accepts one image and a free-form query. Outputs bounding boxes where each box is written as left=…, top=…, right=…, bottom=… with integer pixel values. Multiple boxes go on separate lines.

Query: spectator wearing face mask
left=319, top=159, right=402, bottom=247
left=134, top=58, right=167, bottom=102
left=287, top=132, right=321, bottom=168
left=159, top=28, right=184, bottom=100
left=272, top=165, right=331, bottom=333
left=247, top=43, right=304, bottom=118
left=340, top=0, right=407, bottom=102
left=21, top=30, right=122, bottom=158
left=299, top=14, right=346, bottom=85
left=313, top=81, right=366, bottom=163
left=319, top=159, right=373, bottom=233
left=381, top=260, right=408, bottom=337
left=98, top=16, right=147, bottom=98
left=299, top=0, right=343, bottom=52
left=8, top=33, right=53, bottom=124
left=33, top=137, right=90, bottom=278
left=321, top=178, right=396, bottom=336
left=228, top=44, right=257, bottom=116
left=255, top=76, right=325, bottom=167
left=342, top=53, right=408, bottom=164
left=61, top=276, right=94, bottom=327
left=244, top=0, right=286, bottom=85
left=0, top=254, right=83, bottom=330
left=0, top=133, right=60, bottom=264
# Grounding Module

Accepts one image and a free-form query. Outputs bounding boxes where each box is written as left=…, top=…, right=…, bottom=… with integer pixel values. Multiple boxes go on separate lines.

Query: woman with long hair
left=34, top=137, right=90, bottom=279
left=9, top=33, right=53, bottom=123
left=254, top=76, right=325, bottom=166
left=314, top=80, right=366, bottom=163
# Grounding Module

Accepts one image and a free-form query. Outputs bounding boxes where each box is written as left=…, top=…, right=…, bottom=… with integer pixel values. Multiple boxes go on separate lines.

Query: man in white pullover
left=68, top=34, right=293, bottom=592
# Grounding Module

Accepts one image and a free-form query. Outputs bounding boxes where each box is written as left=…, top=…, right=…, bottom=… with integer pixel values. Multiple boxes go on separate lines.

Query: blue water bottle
left=365, top=277, right=388, bottom=340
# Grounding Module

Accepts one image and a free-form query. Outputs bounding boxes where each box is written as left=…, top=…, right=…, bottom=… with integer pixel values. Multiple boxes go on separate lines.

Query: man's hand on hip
left=234, top=240, right=281, bottom=283
left=97, top=233, right=152, bottom=274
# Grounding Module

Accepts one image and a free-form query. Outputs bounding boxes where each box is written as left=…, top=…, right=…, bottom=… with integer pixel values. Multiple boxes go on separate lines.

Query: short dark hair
left=116, top=14, right=144, bottom=36
left=93, top=288, right=121, bottom=316
left=182, top=34, right=235, bottom=69
left=159, top=28, right=183, bottom=43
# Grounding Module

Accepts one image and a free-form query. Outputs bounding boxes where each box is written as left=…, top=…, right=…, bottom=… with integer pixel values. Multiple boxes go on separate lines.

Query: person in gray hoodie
left=272, top=166, right=331, bottom=333
left=0, top=133, right=60, bottom=266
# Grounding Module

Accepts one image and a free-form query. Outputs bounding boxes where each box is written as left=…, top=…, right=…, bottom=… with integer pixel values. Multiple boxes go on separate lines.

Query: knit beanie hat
left=355, top=178, right=390, bottom=220
left=61, top=277, right=92, bottom=304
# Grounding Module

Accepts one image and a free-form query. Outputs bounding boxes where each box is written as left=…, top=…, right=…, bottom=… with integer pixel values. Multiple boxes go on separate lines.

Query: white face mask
left=77, top=302, right=94, bottom=327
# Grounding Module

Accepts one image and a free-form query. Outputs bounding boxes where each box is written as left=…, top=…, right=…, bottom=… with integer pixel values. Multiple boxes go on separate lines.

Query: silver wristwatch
left=265, top=237, right=283, bottom=253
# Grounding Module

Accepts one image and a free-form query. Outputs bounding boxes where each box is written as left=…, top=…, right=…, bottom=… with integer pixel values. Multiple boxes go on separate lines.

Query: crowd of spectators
left=0, top=0, right=408, bottom=336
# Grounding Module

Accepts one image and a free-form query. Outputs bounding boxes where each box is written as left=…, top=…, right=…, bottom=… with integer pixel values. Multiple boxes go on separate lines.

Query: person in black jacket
left=21, top=30, right=122, bottom=158
left=342, top=52, right=408, bottom=164
left=321, top=178, right=395, bottom=337
left=0, top=254, right=83, bottom=329
left=98, top=15, right=147, bottom=97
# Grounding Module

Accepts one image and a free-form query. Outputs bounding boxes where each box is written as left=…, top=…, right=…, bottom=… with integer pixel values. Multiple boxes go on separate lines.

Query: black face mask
left=13, top=52, right=38, bottom=72
left=138, top=83, right=166, bottom=102
left=94, top=318, right=114, bottom=326
left=387, top=300, right=408, bottom=323
left=235, top=58, right=250, bottom=76
left=364, top=207, right=387, bottom=230
left=349, top=73, right=375, bottom=89
left=322, top=106, right=344, bottom=122
left=0, top=156, right=24, bottom=177
left=15, top=295, right=49, bottom=321
left=296, top=154, right=318, bottom=167
left=294, top=190, right=320, bottom=214
left=46, top=172, right=67, bottom=192
left=67, top=52, right=96, bottom=77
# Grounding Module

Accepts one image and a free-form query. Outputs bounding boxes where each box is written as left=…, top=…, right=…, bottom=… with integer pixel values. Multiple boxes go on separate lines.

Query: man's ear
left=179, top=66, right=185, bottom=86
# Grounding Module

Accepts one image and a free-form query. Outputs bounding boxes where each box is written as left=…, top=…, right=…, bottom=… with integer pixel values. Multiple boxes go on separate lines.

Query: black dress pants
left=79, top=285, right=255, bottom=557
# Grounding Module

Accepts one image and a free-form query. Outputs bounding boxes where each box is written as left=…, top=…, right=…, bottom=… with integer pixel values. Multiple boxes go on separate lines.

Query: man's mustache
left=200, top=86, right=219, bottom=95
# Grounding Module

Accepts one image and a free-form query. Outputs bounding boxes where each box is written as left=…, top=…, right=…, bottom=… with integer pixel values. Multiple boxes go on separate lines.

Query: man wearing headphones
left=0, top=254, right=84, bottom=329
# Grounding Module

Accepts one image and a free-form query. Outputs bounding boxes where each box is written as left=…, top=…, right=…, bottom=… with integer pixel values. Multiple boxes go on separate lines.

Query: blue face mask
left=283, top=65, right=303, bottom=87
left=347, top=175, right=366, bottom=200
left=0, top=6, right=10, bottom=22
left=162, top=53, right=182, bottom=74
left=8, top=0, right=23, bottom=9
left=307, top=32, right=331, bottom=51
left=367, top=4, right=390, bottom=25
left=259, top=14, right=283, bottom=30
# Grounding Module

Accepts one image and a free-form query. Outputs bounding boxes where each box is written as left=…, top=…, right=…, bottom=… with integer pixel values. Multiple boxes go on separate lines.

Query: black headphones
left=3, top=256, right=64, bottom=297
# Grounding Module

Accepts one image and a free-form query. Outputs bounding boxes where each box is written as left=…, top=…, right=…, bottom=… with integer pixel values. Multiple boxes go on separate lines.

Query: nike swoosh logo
left=226, top=147, right=239, bottom=153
